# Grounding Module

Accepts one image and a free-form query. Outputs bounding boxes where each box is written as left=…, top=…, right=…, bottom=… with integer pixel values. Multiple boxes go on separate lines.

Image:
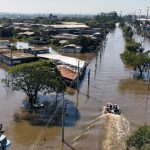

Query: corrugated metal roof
left=37, top=54, right=85, bottom=69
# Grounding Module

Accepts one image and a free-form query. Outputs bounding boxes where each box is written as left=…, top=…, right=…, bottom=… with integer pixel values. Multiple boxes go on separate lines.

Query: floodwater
left=0, top=25, right=150, bottom=150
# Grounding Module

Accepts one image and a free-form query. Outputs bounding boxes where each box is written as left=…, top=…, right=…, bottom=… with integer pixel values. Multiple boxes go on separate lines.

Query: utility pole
left=77, top=60, right=80, bottom=92
left=146, top=6, right=149, bottom=20
left=76, top=61, right=80, bottom=111
left=10, top=48, right=12, bottom=66
left=139, top=9, right=141, bottom=20
left=61, top=91, right=64, bottom=142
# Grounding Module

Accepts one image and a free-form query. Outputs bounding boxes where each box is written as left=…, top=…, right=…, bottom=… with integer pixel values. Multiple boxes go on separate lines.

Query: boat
left=0, top=134, right=11, bottom=149
left=105, top=103, right=121, bottom=115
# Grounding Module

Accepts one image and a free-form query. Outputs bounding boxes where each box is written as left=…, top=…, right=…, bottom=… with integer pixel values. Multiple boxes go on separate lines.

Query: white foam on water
left=73, top=108, right=130, bottom=150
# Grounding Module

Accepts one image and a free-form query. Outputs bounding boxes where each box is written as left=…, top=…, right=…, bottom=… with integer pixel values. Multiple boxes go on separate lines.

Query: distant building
left=18, top=31, right=35, bottom=36
left=28, top=47, right=49, bottom=55
left=0, top=45, right=11, bottom=54
left=52, top=33, right=79, bottom=40
left=50, top=22, right=89, bottom=33
left=60, top=44, right=81, bottom=53
left=0, top=40, right=10, bottom=46
left=0, top=52, right=36, bottom=66
left=49, top=14, right=57, bottom=20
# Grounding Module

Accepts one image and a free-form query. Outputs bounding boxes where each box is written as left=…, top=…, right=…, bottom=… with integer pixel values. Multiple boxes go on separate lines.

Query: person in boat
left=106, top=103, right=114, bottom=113
left=113, top=104, right=120, bottom=114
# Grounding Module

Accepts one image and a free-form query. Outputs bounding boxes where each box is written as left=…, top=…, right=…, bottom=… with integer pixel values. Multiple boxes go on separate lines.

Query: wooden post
left=147, top=63, right=150, bottom=91
left=62, top=92, right=64, bottom=142
left=77, top=61, right=80, bottom=92
left=76, top=61, right=80, bottom=112
left=88, top=69, right=90, bottom=86
left=11, top=48, right=12, bottom=66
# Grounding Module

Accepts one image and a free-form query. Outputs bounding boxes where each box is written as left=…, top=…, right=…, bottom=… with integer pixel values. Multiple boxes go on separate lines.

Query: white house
left=0, top=40, right=10, bottom=46
left=60, top=44, right=81, bottom=53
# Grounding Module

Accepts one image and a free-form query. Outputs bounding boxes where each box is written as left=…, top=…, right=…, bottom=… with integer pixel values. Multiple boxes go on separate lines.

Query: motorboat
left=0, top=134, right=11, bottom=149
left=105, top=103, right=121, bottom=115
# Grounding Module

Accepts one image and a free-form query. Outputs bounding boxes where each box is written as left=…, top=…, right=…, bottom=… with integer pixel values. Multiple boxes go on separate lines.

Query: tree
left=126, top=125, right=150, bottom=150
left=125, top=41, right=143, bottom=53
left=67, top=36, right=98, bottom=52
left=122, top=25, right=133, bottom=40
left=86, top=19, right=98, bottom=27
left=120, top=51, right=150, bottom=76
left=8, top=60, right=66, bottom=109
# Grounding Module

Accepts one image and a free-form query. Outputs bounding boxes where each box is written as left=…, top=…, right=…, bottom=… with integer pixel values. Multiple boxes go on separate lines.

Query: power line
left=29, top=98, right=63, bottom=150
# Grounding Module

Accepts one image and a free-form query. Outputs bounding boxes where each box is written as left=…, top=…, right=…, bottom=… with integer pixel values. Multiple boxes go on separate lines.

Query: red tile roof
left=58, top=65, right=78, bottom=81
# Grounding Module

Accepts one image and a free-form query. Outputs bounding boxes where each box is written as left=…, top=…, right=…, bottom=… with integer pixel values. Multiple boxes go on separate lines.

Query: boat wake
left=72, top=107, right=130, bottom=150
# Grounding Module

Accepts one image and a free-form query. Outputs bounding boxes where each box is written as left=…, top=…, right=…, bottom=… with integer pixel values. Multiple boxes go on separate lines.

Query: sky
left=0, top=0, right=149, bottom=15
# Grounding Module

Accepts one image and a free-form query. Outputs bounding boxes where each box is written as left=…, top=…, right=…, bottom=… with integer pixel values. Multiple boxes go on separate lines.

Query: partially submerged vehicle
left=105, top=103, right=121, bottom=115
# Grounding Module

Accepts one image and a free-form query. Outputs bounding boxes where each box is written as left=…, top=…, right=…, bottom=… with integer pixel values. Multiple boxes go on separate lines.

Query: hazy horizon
left=0, top=0, right=149, bottom=15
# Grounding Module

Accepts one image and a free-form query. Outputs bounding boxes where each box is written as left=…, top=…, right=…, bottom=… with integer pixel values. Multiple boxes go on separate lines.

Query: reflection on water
left=0, top=26, right=150, bottom=150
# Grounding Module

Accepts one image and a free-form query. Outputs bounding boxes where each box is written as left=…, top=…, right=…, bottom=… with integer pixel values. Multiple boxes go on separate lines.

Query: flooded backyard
left=0, top=25, right=150, bottom=149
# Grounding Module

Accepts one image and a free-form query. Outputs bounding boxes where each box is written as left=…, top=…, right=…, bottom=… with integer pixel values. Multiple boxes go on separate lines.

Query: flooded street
left=0, top=25, right=150, bottom=150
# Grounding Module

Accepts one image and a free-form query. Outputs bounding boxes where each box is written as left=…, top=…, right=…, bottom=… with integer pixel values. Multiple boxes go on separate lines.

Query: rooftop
left=51, top=22, right=88, bottom=29
left=53, top=33, right=79, bottom=40
left=62, top=44, right=81, bottom=49
left=0, top=45, right=9, bottom=49
left=31, top=47, right=49, bottom=51
left=37, top=54, right=85, bottom=69
left=58, top=65, right=78, bottom=81
left=0, top=40, right=10, bottom=43
left=3, top=52, right=35, bottom=59
left=0, top=48, right=11, bottom=54
left=18, top=31, right=35, bottom=36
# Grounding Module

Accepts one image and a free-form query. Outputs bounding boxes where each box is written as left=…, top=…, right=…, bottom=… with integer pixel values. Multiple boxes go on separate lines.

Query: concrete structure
left=0, top=52, right=36, bottom=66
left=37, top=54, right=85, bottom=69
left=0, top=46, right=11, bottom=54
left=52, top=33, right=79, bottom=40
left=0, top=40, right=10, bottom=46
left=60, top=44, right=81, bottom=53
left=29, top=47, right=49, bottom=55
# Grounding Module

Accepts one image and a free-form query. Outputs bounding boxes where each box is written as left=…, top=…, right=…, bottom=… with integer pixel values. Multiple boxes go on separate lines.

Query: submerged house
left=23, top=47, right=49, bottom=55
left=58, top=65, right=78, bottom=86
left=0, top=46, right=11, bottom=54
left=60, top=44, right=81, bottom=53
left=37, top=54, right=86, bottom=86
left=52, top=33, right=79, bottom=40
left=0, top=40, right=10, bottom=46
left=0, top=52, right=36, bottom=66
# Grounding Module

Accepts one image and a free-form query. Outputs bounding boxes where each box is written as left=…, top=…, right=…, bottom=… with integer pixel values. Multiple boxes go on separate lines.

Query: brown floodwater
left=0, top=26, right=150, bottom=150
